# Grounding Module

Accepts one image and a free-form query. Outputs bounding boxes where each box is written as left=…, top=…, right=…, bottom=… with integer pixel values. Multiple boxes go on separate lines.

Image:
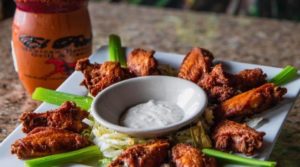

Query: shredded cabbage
left=203, top=106, right=216, bottom=126
left=84, top=105, right=213, bottom=160
left=169, top=120, right=212, bottom=149
left=86, top=117, right=212, bottom=159
left=98, top=158, right=112, bottom=167
left=91, top=122, right=146, bottom=158
left=82, top=118, right=94, bottom=127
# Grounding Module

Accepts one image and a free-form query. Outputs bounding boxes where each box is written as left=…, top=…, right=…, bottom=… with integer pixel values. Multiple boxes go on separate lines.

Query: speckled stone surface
left=0, top=2, right=299, bottom=166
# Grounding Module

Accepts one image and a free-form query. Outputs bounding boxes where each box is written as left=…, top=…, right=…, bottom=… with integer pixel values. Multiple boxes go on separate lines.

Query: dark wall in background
left=1, top=0, right=15, bottom=20
left=108, top=0, right=300, bottom=22
left=1, top=0, right=300, bottom=22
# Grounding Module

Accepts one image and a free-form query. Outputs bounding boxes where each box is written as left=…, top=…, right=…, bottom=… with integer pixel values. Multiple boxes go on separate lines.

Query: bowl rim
left=91, top=76, right=207, bottom=135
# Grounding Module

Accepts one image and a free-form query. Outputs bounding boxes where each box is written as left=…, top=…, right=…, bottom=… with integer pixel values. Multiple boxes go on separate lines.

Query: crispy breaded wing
left=212, top=120, right=265, bottom=155
left=198, top=64, right=236, bottom=102
left=20, top=101, right=88, bottom=133
left=127, top=48, right=159, bottom=76
left=172, top=143, right=204, bottom=167
left=198, top=65, right=267, bottom=102
left=109, top=140, right=170, bottom=167
left=234, top=68, right=267, bottom=91
left=75, top=58, right=98, bottom=74
left=76, top=58, right=128, bottom=96
left=11, top=127, right=90, bottom=159
left=178, top=47, right=214, bottom=82
left=220, top=83, right=287, bottom=118
left=172, top=144, right=217, bottom=167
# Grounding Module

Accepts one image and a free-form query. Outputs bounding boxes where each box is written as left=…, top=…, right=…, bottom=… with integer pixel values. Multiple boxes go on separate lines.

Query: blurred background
left=1, top=1, right=300, bottom=166
left=1, top=0, right=300, bottom=21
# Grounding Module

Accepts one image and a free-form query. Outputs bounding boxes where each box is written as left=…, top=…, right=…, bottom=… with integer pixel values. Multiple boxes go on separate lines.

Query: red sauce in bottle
left=12, top=0, right=92, bottom=94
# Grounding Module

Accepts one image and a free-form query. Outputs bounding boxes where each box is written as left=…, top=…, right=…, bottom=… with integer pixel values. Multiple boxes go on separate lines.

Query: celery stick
left=32, top=87, right=92, bottom=110
left=270, top=65, right=298, bottom=85
left=202, top=148, right=276, bottom=167
left=25, top=145, right=102, bottom=167
left=109, top=34, right=127, bottom=67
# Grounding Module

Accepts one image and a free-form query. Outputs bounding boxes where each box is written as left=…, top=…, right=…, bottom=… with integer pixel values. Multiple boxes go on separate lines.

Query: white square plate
left=1, top=46, right=300, bottom=166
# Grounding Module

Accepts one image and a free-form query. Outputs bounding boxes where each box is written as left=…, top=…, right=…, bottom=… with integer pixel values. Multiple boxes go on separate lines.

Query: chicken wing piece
left=20, top=101, right=88, bottom=133
left=76, top=58, right=129, bottom=96
left=172, top=144, right=217, bottom=167
left=233, top=68, right=267, bottom=91
left=109, top=140, right=170, bottom=167
left=11, top=127, right=91, bottom=159
left=198, top=64, right=236, bottom=102
left=220, top=83, right=287, bottom=118
left=198, top=64, right=268, bottom=102
left=212, top=120, right=265, bottom=155
left=178, top=47, right=214, bottom=83
left=127, top=48, right=159, bottom=76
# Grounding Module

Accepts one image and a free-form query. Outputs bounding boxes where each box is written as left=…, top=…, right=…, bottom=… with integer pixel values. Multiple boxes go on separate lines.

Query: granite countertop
left=0, top=2, right=299, bottom=166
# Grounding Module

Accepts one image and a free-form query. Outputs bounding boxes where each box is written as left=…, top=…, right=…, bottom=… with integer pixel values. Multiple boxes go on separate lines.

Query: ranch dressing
left=120, top=100, right=184, bottom=129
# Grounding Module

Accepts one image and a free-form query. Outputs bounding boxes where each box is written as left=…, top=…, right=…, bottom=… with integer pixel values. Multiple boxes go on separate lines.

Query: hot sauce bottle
left=12, top=0, right=92, bottom=94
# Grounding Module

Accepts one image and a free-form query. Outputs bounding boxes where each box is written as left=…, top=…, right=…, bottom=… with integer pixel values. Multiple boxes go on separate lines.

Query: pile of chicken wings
left=11, top=47, right=287, bottom=167
left=178, top=47, right=286, bottom=156
left=11, top=102, right=90, bottom=159
left=77, top=47, right=287, bottom=166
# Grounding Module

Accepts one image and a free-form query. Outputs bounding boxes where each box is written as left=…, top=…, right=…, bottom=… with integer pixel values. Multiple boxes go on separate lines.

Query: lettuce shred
left=91, top=122, right=146, bottom=158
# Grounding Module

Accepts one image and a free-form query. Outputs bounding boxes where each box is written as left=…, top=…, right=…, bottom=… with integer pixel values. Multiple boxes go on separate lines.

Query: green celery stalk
left=25, top=145, right=102, bottom=167
left=32, top=87, right=92, bottom=110
left=269, top=65, right=298, bottom=85
left=202, top=148, right=276, bottom=167
left=109, top=34, right=127, bottom=67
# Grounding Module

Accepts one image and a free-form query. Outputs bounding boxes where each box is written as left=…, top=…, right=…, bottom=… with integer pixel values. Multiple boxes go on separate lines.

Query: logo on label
left=52, top=35, right=92, bottom=49
left=18, top=34, right=91, bottom=80
left=43, top=58, right=76, bottom=78
left=19, top=35, right=92, bottom=49
left=19, top=35, right=49, bottom=49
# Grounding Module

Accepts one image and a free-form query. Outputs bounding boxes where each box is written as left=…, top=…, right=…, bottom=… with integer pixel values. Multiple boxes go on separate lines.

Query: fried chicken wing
left=76, top=58, right=129, bottom=96
left=234, top=68, right=267, bottom=91
left=127, top=48, right=159, bottom=76
left=212, top=120, right=265, bottom=155
left=109, top=140, right=170, bottom=167
left=198, top=64, right=268, bottom=102
left=11, top=127, right=90, bottom=159
left=178, top=48, right=269, bottom=103
left=198, top=64, right=236, bottom=102
left=20, top=101, right=88, bottom=133
left=172, top=144, right=217, bottom=167
left=178, top=47, right=214, bottom=82
left=220, top=83, right=287, bottom=118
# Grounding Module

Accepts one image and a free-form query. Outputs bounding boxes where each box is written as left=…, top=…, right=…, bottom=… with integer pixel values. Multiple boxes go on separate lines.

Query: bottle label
left=17, top=34, right=92, bottom=80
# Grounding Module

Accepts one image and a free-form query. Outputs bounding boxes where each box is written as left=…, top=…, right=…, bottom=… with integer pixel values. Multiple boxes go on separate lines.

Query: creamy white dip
left=120, top=100, right=184, bottom=129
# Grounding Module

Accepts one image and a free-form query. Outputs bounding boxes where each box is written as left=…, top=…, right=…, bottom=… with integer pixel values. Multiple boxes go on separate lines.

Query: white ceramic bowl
left=91, top=76, right=207, bottom=138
